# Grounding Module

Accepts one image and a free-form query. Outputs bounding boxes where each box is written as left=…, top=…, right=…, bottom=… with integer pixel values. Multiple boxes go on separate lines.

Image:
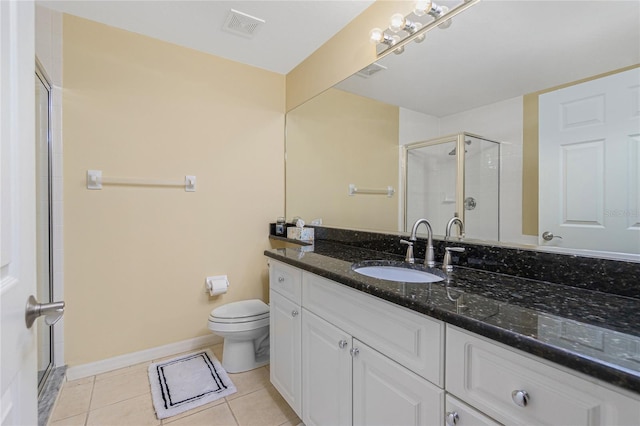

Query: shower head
left=448, top=140, right=472, bottom=155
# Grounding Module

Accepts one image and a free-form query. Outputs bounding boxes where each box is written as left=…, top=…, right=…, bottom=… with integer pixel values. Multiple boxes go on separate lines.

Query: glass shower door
left=405, top=139, right=458, bottom=234
left=35, top=67, right=53, bottom=393
left=463, top=136, right=500, bottom=241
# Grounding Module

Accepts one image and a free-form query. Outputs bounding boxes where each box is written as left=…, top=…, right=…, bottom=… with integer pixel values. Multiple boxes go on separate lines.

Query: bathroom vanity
left=265, top=234, right=640, bottom=426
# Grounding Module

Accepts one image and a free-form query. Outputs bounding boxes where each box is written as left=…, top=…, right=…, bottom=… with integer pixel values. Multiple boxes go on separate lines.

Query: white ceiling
left=39, top=0, right=375, bottom=74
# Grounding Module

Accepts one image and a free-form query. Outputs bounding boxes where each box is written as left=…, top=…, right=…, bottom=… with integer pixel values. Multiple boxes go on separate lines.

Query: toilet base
left=221, top=339, right=270, bottom=374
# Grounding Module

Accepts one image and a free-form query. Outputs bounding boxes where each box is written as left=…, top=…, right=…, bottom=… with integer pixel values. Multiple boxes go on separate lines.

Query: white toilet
left=207, top=299, right=270, bottom=373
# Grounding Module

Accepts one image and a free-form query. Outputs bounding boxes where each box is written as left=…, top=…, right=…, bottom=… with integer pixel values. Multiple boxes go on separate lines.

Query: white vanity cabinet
left=268, top=260, right=303, bottom=417
left=446, top=325, right=640, bottom=426
left=301, top=271, right=445, bottom=426
left=302, top=308, right=443, bottom=426
left=268, top=259, right=640, bottom=426
left=269, top=260, right=445, bottom=426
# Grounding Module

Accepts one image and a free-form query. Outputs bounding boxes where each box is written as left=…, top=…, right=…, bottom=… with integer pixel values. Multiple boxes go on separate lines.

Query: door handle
left=25, top=295, right=65, bottom=329
left=542, top=231, right=562, bottom=241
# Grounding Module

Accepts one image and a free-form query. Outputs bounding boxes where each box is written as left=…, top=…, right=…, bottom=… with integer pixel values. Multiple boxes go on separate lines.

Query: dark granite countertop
left=264, top=240, right=640, bottom=395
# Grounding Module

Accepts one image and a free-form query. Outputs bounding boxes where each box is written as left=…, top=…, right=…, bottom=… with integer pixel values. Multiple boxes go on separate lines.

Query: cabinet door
left=445, top=394, right=502, bottom=426
left=446, top=326, right=640, bottom=425
left=302, top=309, right=352, bottom=426
left=352, top=339, right=444, bottom=426
left=269, top=290, right=302, bottom=417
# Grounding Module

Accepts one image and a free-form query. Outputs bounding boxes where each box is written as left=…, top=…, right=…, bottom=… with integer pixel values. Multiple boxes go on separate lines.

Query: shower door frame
left=35, top=60, right=55, bottom=395
left=400, top=131, right=500, bottom=236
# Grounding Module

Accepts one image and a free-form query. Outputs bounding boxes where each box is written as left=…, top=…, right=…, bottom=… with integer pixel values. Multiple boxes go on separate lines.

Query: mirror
left=285, top=0, right=640, bottom=258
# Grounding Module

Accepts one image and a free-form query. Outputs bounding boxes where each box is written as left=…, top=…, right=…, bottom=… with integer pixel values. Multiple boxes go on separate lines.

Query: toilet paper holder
left=205, top=275, right=229, bottom=296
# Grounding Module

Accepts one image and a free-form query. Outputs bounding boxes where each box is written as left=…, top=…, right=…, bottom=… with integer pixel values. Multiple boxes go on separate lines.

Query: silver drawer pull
left=511, top=390, right=530, bottom=407
left=278, top=276, right=285, bottom=282
left=350, top=347, right=360, bottom=357
left=338, top=340, right=348, bottom=349
left=445, top=411, right=459, bottom=426
left=291, top=310, right=298, bottom=317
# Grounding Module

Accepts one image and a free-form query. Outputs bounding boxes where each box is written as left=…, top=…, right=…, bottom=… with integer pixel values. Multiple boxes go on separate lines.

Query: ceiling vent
left=222, top=9, right=265, bottom=39
left=356, top=62, right=387, bottom=78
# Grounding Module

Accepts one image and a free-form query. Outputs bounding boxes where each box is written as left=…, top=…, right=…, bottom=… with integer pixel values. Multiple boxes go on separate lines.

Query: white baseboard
left=66, top=334, right=223, bottom=381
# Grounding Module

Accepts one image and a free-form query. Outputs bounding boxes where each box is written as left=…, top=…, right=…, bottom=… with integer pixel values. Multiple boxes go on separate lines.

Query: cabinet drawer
left=269, top=260, right=302, bottom=304
left=445, top=394, right=501, bottom=426
left=446, top=326, right=640, bottom=426
left=302, top=271, right=444, bottom=387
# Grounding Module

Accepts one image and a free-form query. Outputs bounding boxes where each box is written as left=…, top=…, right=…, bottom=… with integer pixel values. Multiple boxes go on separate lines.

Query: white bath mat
left=148, top=349, right=236, bottom=419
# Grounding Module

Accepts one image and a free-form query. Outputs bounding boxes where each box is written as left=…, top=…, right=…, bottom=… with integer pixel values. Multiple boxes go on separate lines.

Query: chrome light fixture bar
left=372, top=0, right=481, bottom=58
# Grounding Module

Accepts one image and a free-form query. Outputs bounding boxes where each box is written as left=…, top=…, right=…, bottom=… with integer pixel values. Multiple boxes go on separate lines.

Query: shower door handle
left=25, top=295, right=65, bottom=329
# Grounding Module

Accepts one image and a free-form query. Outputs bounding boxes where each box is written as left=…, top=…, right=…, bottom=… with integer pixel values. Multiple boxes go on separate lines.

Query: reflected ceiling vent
left=356, top=62, right=387, bottom=78
left=222, top=9, right=265, bottom=39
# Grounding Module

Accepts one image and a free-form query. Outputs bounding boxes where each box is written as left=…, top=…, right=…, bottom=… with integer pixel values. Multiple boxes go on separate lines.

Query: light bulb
left=413, top=0, right=433, bottom=17
left=391, top=35, right=404, bottom=55
left=438, top=6, right=452, bottom=29
left=369, top=27, right=384, bottom=44
left=389, top=13, right=406, bottom=33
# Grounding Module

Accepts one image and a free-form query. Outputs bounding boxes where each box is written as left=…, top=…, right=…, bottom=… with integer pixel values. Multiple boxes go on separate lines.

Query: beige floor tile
left=95, top=362, right=149, bottom=381
left=86, top=394, right=159, bottom=426
left=48, top=412, right=87, bottom=426
left=90, top=368, right=151, bottom=409
left=277, top=420, right=302, bottom=426
left=162, top=402, right=237, bottom=426
left=210, top=344, right=223, bottom=361
left=226, top=366, right=270, bottom=401
left=228, top=386, right=297, bottom=426
left=50, top=377, right=94, bottom=422
left=156, top=398, right=226, bottom=424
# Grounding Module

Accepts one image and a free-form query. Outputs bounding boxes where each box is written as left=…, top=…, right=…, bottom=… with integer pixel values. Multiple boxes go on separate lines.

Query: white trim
left=66, top=334, right=223, bottom=381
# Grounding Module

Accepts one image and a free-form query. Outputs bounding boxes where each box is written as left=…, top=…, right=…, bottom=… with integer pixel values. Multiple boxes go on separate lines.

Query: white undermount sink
left=352, top=262, right=445, bottom=283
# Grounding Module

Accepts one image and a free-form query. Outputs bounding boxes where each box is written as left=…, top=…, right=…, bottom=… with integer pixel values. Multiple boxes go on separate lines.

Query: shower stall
left=402, top=132, right=500, bottom=241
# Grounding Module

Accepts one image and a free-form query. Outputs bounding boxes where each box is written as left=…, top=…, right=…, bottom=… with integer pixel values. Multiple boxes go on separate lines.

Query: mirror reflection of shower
left=448, top=139, right=471, bottom=156
left=404, top=133, right=500, bottom=241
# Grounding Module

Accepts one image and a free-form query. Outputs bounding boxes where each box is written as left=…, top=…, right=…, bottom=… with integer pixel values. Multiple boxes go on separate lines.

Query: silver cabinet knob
left=511, top=390, right=530, bottom=407
left=291, top=310, right=298, bottom=317
left=25, top=295, right=65, bottom=329
left=350, top=347, right=360, bottom=357
left=338, top=340, right=348, bottom=349
left=278, top=276, right=285, bottom=282
left=445, top=411, right=459, bottom=426
left=542, top=231, right=562, bottom=241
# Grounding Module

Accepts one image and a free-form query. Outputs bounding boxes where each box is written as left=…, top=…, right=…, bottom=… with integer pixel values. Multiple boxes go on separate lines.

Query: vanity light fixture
left=389, top=13, right=426, bottom=43
left=369, top=0, right=480, bottom=57
left=369, top=28, right=405, bottom=55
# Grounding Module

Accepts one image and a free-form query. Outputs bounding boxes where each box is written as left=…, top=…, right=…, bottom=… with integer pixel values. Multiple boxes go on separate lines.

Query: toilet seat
left=208, top=299, right=269, bottom=324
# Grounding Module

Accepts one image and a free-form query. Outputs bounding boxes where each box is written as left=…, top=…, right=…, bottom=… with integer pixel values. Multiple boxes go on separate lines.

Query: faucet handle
left=443, top=247, right=465, bottom=273
left=400, top=239, right=415, bottom=264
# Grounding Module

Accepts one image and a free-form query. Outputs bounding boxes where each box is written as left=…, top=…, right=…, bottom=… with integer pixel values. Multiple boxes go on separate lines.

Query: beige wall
left=286, top=89, right=399, bottom=231
left=63, top=15, right=285, bottom=366
left=286, top=0, right=415, bottom=112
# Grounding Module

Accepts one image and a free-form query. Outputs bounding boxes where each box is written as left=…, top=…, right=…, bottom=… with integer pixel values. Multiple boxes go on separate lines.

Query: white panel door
left=539, top=68, right=640, bottom=253
left=352, top=339, right=444, bottom=426
left=1, top=1, right=38, bottom=424
left=269, top=290, right=301, bottom=417
left=302, top=309, right=352, bottom=426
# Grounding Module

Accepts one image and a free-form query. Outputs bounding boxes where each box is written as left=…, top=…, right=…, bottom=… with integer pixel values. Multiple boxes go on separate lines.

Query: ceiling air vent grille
left=222, top=9, right=265, bottom=39
left=357, top=62, right=387, bottom=78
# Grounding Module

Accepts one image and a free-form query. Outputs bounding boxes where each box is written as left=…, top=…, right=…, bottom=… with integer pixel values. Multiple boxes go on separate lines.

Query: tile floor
left=47, top=344, right=301, bottom=426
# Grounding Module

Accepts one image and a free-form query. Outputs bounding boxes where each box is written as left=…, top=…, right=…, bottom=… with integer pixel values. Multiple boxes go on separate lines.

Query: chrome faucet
left=443, top=247, right=465, bottom=272
left=445, top=216, right=465, bottom=241
left=408, top=218, right=435, bottom=267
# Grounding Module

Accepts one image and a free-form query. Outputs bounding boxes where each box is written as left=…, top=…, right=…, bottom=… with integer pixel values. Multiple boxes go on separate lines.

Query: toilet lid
left=211, top=299, right=269, bottom=319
